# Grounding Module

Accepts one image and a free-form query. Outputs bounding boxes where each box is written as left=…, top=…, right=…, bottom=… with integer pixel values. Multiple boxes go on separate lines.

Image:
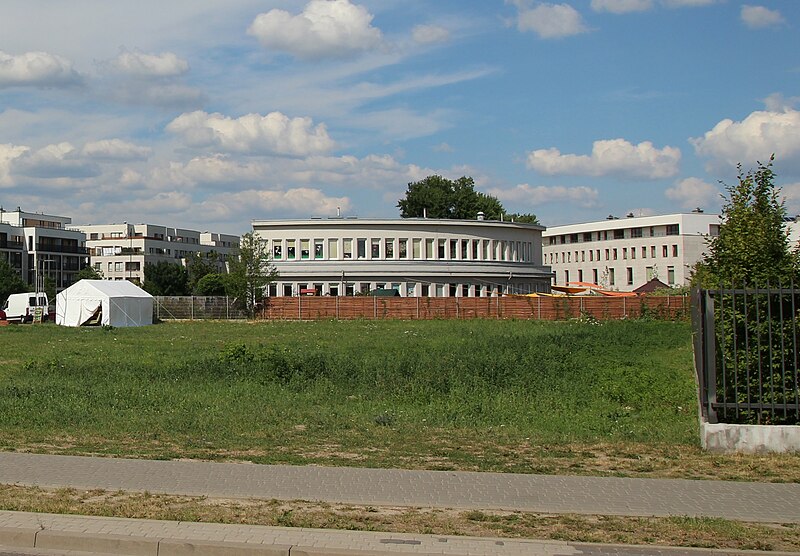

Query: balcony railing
left=0, top=241, right=24, bottom=250
left=35, top=243, right=88, bottom=254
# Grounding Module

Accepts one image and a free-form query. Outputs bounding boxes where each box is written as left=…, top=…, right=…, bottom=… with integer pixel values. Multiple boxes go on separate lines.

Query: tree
left=693, top=157, right=800, bottom=287
left=142, top=261, right=189, bottom=296
left=397, top=175, right=506, bottom=220
left=186, top=251, right=220, bottom=293
left=0, top=258, right=27, bottom=305
left=76, top=265, right=104, bottom=280
left=226, top=232, right=277, bottom=314
left=194, top=272, right=228, bottom=296
left=505, top=213, right=540, bottom=225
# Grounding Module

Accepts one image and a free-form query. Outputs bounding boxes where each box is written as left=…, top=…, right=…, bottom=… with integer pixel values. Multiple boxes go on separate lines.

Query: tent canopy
left=56, top=280, right=154, bottom=327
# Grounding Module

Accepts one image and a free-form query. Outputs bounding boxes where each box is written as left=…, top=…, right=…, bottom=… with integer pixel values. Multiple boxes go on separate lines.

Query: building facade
left=72, top=223, right=239, bottom=284
left=542, top=212, right=720, bottom=291
left=252, top=217, right=552, bottom=297
left=0, top=207, right=88, bottom=291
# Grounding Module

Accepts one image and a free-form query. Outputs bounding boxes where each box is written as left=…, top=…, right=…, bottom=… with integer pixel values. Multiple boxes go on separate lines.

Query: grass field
left=0, top=319, right=798, bottom=481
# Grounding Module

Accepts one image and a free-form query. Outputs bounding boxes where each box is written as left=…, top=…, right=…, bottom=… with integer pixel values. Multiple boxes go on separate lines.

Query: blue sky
left=0, top=0, right=798, bottom=234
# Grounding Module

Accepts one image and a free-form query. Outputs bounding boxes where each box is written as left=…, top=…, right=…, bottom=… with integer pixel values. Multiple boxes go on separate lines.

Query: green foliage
left=226, top=232, right=277, bottom=314
left=693, top=157, right=800, bottom=288
left=76, top=265, right=104, bottom=280
left=506, top=213, right=541, bottom=225
left=0, top=258, right=27, bottom=305
left=397, top=175, right=514, bottom=221
left=186, top=251, right=220, bottom=293
left=193, top=272, right=228, bottom=296
left=143, top=261, right=189, bottom=296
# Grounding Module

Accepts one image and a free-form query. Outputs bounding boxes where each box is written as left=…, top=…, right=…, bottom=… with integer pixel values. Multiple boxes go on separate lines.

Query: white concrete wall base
left=701, top=421, right=800, bottom=454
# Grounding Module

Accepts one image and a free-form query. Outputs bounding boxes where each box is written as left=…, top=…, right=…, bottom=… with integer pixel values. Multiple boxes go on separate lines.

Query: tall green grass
left=0, top=319, right=698, bottom=459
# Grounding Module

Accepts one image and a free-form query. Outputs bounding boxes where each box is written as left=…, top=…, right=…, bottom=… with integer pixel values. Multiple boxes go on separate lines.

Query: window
left=301, top=240, right=310, bottom=259
left=627, top=267, right=633, bottom=286
left=273, top=243, right=282, bottom=259
left=605, top=249, right=610, bottom=261
left=283, top=284, right=293, bottom=296
left=438, top=239, right=446, bottom=259
left=399, top=239, right=407, bottom=258
left=426, top=238, right=435, bottom=259
left=450, top=239, right=457, bottom=259
left=287, top=240, right=297, bottom=259
left=609, top=268, right=615, bottom=286
left=343, top=239, right=352, bottom=259
left=612, top=248, right=618, bottom=260
left=672, top=244, right=678, bottom=257
left=593, top=268, right=599, bottom=284
left=385, top=239, right=394, bottom=258
left=667, top=265, right=675, bottom=285
left=483, top=240, right=490, bottom=260
left=631, top=227, right=642, bottom=238
left=114, top=262, right=123, bottom=272
left=650, top=246, right=656, bottom=258
left=666, top=224, right=680, bottom=236
left=412, top=238, right=421, bottom=259
left=328, top=239, right=338, bottom=259
left=329, top=284, right=338, bottom=297
left=565, top=270, right=570, bottom=283
left=421, top=284, right=430, bottom=297
left=589, top=250, right=594, bottom=262
left=614, top=229, right=624, bottom=240
left=314, top=240, right=323, bottom=259
left=436, top=284, right=444, bottom=297
left=631, top=247, right=636, bottom=260
left=472, top=240, right=479, bottom=259
left=662, top=245, right=668, bottom=257
left=581, top=251, right=585, bottom=262
left=357, top=239, right=366, bottom=259
left=622, top=248, right=627, bottom=260
left=461, top=239, right=468, bottom=259
left=93, top=262, right=101, bottom=271
left=641, top=246, right=647, bottom=258
left=583, top=232, right=593, bottom=242
left=107, top=262, right=113, bottom=272
left=371, top=239, right=380, bottom=258
left=578, top=269, right=583, bottom=282
left=345, top=283, right=354, bottom=296
left=126, top=262, right=140, bottom=271
left=569, top=233, right=579, bottom=243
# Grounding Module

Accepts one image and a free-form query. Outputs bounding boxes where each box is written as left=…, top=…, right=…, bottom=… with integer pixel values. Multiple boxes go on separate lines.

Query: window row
left=267, top=281, right=540, bottom=297
left=267, top=237, right=535, bottom=263
left=560, top=265, right=676, bottom=287
left=547, top=224, right=680, bottom=245
left=547, top=244, right=679, bottom=265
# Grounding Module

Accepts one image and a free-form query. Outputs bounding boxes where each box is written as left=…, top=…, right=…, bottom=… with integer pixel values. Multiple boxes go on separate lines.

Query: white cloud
left=527, top=139, right=681, bottom=179
left=103, top=49, right=189, bottom=78
left=488, top=183, right=600, bottom=208
left=433, top=142, right=454, bottom=153
left=763, top=92, right=800, bottom=112
left=591, top=0, right=654, bottom=14
left=12, top=142, right=101, bottom=180
left=203, top=188, right=352, bottom=220
left=412, top=24, right=451, bottom=44
left=166, top=110, right=336, bottom=157
left=151, top=155, right=269, bottom=188
left=247, top=0, right=383, bottom=60
left=691, top=109, right=800, bottom=175
left=741, top=5, right=785, bottom=29
left=0, top=50, right=82, bottom=88
left=0, top=144, right=29, bottom=187
left=665, top=177, right=720, bottom=210
left=82, top=139, right=152, bottom=161
left=516, top=3, right=589, bottom=39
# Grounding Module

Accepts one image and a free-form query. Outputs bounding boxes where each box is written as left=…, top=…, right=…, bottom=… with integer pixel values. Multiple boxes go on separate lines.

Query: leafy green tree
left=193, top=272, right=228, bottom=296
left=397, top=175, right=507, bottom=220
left=693, top=157, right=800, bottom=287
left=506, top=213, right=541, bottom=225
left=186, top=251, right=220, bottom=292
left=0, top=258, right=27, bottom=305
left=226, top=232, right=277, bottom=314
left=143, top=261, right=189, bottom=296
left=76, top=265, right=104, bottom=280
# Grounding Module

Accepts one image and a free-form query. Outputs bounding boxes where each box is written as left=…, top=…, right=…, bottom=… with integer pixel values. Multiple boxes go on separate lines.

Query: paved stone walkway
left=0, top=452, right=798, bottom=523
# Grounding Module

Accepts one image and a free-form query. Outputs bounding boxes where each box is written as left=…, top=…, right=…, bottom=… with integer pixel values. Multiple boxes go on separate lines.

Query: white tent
left=56, top=280, right=154, bottom=327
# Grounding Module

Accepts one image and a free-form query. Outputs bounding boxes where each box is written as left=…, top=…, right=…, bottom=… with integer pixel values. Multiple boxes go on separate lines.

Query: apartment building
left=252, top=217, right=552, bottom=297
left=542, top=212, right=720, bottom=291
left=72, top=223, right=239, bottom=284
left=0, top=207, right=88, bottom=291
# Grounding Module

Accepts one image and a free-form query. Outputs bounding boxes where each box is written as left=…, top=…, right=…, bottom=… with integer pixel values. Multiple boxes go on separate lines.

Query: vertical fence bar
left=755, top=286, right=763, bottom=424
left=743, top=282, right=751, bottom=420
left=793, top=281, right=799, bottom=420
left=704, top=290, right=718, bottom=423
left=767, top=282, right=775, bottom=419
left=731, top=287, right=739, bottom=420
left=779, top=280, right=787, bottom=421
left=718, top=284, right=727, bottom=422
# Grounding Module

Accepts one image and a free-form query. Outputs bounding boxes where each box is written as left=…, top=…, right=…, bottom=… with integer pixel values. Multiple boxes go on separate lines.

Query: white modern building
left=542, top=211, right=720, bottom=291
left=71, top=223, right=239, bottom=285
left=252, top=217, right=552, bottom=297
left=0, top=207, right=88, bottom=291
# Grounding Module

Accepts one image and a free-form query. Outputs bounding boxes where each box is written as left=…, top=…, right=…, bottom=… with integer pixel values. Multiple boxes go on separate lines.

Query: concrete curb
left=0, top=511, right=797, bottom=556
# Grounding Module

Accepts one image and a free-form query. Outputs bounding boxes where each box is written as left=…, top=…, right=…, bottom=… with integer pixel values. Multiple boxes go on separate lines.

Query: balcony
left=0, top=241, right=23, bottom=250
left=36, top=243, right=88, bottom=254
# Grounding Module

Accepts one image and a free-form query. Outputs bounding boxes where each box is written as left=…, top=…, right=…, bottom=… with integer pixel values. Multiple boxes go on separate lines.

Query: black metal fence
left=692, top=286, right=800, bottom=425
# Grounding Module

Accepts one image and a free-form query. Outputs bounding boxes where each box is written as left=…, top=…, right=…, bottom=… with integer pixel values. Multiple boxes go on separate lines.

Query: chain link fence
left=153, top=296, right=248, bottom=320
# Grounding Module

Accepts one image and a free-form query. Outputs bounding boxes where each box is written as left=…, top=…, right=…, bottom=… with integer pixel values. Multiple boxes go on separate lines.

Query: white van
left=2, top=292, right=49, bottom=323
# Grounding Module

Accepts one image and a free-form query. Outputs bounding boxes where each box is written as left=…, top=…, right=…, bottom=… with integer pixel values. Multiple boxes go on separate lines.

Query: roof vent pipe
left=477, top=211, right=485, bottom=221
